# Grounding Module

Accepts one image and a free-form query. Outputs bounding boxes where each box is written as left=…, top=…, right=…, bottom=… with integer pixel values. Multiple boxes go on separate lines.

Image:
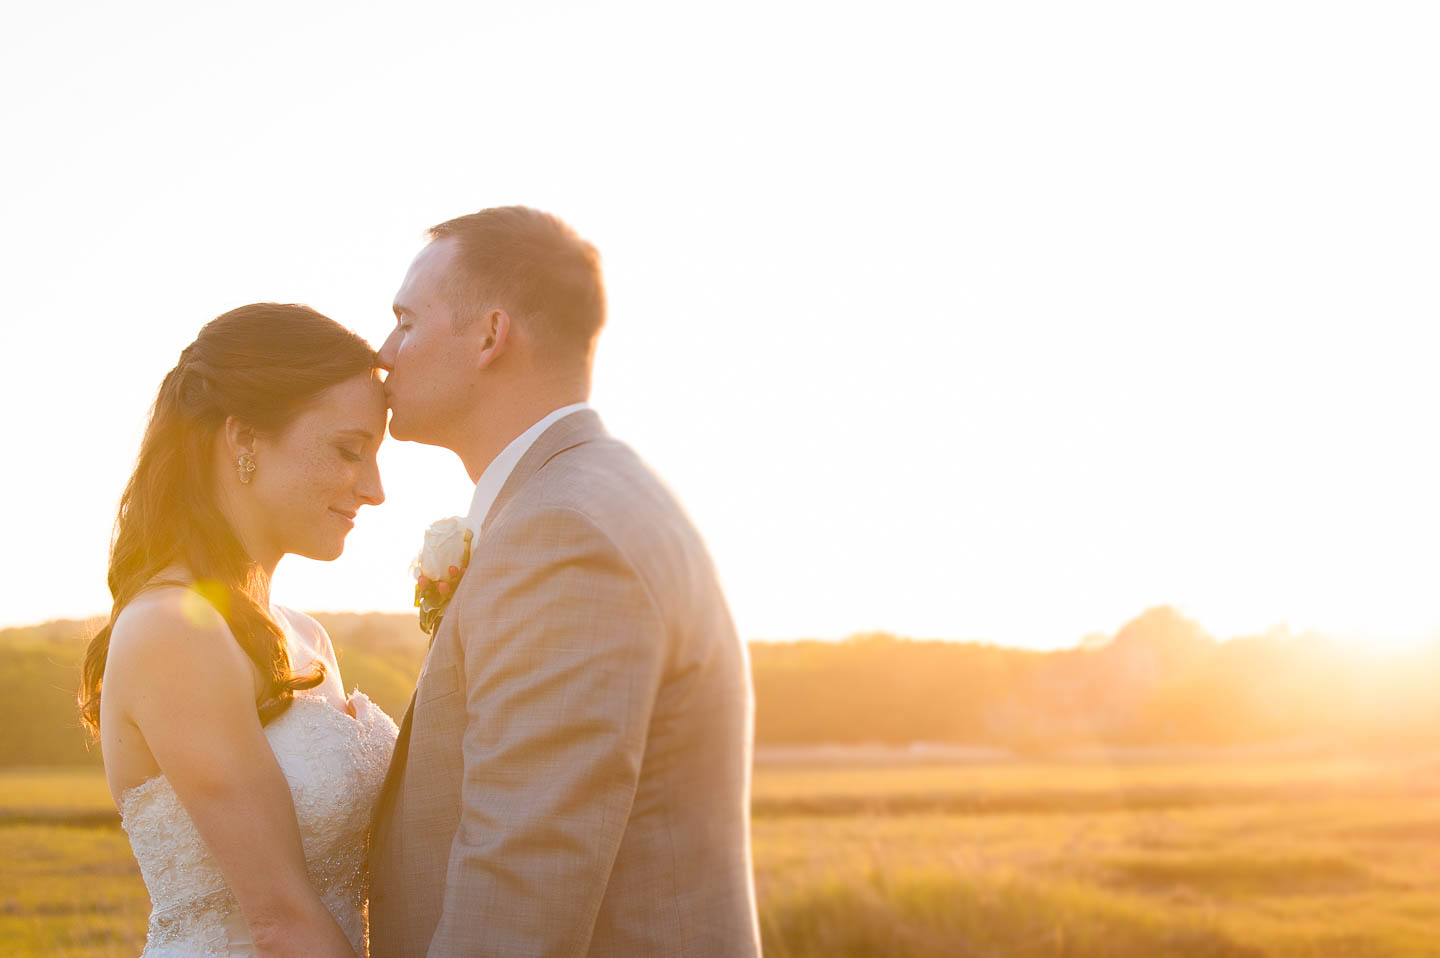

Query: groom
left=369, top=207, right=761, bottom=957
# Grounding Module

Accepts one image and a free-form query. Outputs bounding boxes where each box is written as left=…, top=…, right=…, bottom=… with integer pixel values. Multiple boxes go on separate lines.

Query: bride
left=78, top=303, right=399, bottom=957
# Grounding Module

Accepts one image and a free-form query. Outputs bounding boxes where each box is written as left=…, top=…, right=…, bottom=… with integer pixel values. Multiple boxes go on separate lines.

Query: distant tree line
left=751, top=607, right=1440, bottom=751
left=5, top=606, right=1440, bottom=768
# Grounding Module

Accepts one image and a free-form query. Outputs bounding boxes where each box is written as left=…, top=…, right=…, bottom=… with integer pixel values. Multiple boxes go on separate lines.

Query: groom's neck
left=456, top=375, right=590, bottom=483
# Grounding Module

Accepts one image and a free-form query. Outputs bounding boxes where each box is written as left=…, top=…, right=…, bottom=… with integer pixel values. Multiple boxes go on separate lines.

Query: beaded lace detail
left=119, top=690, right=398, bottom=957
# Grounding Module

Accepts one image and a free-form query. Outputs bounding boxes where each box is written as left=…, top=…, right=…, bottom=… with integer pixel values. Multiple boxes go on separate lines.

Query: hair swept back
left=79, top=303, right=378, bottom=738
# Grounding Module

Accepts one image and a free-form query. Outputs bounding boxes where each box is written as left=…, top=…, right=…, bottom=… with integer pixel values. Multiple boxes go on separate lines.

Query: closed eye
left=338, top=447, right=362, bottom=463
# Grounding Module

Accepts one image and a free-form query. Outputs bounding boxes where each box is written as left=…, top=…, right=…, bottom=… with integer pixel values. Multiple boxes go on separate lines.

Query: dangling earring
left=236, top=453, right=257, bottom=484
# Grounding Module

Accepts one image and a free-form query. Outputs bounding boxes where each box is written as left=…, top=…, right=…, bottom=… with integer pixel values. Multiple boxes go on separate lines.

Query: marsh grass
left=760, top=865, right=1265, bottom=957
left=0, top=824, right=146, bottom=957
left=7, top=756, right=1440, bottom=956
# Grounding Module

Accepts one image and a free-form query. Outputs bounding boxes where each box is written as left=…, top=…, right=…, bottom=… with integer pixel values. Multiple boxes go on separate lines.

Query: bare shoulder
left=107, top=586, right=253, bottom=690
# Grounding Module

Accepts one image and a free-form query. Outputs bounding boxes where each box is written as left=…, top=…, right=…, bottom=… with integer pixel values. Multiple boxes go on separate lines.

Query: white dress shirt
left=466, top=402, right=591, bottom=533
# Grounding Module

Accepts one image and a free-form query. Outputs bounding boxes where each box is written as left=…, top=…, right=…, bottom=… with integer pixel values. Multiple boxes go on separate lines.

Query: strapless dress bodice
left=119, top=690, right=398, bottom=957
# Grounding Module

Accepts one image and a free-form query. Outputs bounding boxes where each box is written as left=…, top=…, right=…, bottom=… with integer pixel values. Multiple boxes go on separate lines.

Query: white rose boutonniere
left=411, top=517, right=474, bottom=634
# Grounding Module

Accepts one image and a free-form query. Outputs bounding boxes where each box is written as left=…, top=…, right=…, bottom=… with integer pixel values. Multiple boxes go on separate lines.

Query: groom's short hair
left=428, top=206, right=605, bottom=360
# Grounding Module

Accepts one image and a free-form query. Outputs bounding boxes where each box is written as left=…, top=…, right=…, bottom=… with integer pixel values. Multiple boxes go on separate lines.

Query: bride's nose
left=358, top=460, right=385, bottom=507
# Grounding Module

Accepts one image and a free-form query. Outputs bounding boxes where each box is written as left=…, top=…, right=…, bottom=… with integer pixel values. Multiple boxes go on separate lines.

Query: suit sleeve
left=427, top=506, right=667, bottom=957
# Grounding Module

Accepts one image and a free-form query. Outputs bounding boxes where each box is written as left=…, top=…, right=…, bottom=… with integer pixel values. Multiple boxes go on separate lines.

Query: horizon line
left=4, top=607, right=1434, bottom=651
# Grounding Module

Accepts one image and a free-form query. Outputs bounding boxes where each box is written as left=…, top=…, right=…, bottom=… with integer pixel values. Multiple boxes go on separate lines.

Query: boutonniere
left=411, top=517, right=474, bottom=635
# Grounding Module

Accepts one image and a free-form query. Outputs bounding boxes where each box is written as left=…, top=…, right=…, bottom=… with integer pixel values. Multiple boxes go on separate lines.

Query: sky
left=2, top=1, right=1438, bottom=649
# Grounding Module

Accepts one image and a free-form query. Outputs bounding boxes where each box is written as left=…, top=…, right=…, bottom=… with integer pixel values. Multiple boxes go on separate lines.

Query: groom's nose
left=377, top=328, right=399, bottom=372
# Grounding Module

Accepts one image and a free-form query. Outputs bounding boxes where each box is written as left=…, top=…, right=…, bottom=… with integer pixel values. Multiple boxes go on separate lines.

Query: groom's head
left=379, top=206, right=605, bottom=450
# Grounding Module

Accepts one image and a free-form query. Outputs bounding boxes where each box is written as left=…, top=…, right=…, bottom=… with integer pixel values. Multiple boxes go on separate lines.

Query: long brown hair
left=79, top=303, right=378, bottom=738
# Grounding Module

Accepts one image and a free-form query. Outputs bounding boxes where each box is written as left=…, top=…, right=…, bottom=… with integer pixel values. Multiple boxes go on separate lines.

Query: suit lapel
left=372, top=691, right=413, bottom=837
left=479, top=408, right=606, bottom=535
left=375, top=409, right=605, bottom=831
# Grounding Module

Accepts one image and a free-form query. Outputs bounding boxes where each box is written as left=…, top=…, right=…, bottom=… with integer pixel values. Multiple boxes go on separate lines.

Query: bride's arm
left=107, top=591, right=358, bottom=958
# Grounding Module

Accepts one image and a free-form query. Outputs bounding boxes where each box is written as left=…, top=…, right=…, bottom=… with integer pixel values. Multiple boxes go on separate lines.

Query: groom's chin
left=387, top=417, right=449, bottom=450
left=386, top=412, right=423, bottom=443
left=386, top=417, right=415, bottom=442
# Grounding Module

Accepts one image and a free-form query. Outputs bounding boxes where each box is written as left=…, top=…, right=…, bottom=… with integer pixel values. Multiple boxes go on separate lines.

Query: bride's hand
left=250, top=899, right=359, bottom=958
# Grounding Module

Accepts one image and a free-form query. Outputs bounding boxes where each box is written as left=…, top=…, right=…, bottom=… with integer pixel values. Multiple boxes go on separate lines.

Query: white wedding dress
left=119, top=687, right=399, bottom=957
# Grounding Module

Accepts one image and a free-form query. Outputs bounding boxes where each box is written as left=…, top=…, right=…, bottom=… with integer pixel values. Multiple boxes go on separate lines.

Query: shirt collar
left=466, top=402, right=591, bottom=531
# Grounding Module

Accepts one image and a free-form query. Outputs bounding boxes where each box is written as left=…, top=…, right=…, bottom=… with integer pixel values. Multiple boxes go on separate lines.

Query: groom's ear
left=474, top=308, right=512, bottom=370
left=221, top=416, right=257, bottom=457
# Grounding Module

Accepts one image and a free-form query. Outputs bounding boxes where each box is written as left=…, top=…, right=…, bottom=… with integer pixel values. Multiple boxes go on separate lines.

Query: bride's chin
left=293, top=538, right=347, bottom=562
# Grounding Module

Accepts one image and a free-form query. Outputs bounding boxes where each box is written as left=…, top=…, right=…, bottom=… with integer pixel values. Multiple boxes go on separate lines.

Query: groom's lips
left=330, top=509, right=357, bottom=528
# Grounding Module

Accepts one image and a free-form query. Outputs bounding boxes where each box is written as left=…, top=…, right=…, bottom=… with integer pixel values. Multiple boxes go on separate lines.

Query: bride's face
left=248, top=373, right=388, bottom=561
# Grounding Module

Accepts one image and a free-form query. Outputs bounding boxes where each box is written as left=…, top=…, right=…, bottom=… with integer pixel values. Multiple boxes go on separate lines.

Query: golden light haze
left=2, top=1, right=1438, bottom=649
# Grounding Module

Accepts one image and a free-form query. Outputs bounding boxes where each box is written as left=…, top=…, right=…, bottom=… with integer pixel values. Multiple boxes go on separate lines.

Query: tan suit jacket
left=369, top=411, right=761, bottom=957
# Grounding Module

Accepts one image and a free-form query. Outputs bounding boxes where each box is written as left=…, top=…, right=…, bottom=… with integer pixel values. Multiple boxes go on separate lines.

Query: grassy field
left=5, top=753, right=1440, bottom=956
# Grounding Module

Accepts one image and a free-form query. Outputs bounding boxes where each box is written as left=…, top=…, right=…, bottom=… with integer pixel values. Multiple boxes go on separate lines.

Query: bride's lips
left=330, top=509, right=356, bottom=529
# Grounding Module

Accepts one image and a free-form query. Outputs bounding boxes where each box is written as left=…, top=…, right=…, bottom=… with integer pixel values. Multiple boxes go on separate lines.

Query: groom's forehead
left=395, top=238, right=460, bottom=302
left=413, top=237, right=460, bottom=280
